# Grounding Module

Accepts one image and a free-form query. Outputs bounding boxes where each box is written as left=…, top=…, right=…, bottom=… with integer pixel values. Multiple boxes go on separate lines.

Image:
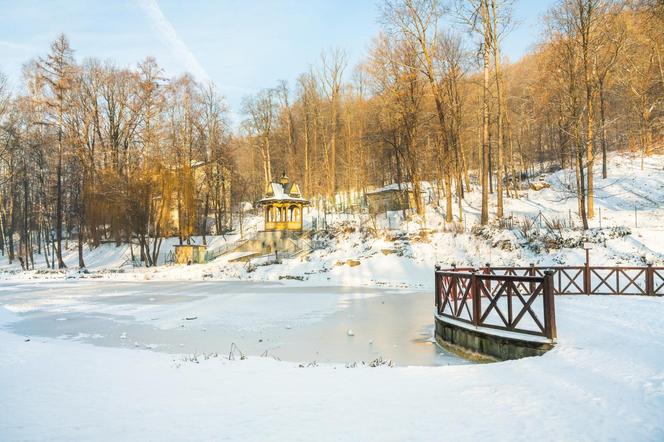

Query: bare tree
left=36, top=33, right=77, bottom=268
left=381, top=0, right=456, bottom=222
left=242, top=88, right=276, bottom=190
left=320, top=49, right=347, bottom=198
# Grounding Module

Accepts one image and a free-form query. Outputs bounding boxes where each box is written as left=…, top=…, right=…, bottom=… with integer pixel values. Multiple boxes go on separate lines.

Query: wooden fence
left=473, top=264, right=664, bottom=296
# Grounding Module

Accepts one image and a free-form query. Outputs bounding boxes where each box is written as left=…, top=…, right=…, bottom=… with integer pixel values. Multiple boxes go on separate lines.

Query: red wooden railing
left=435, top=268, right=557, bottom=339
left=479, top=264, right=664, bottom=296
left=435, top=264, right=663, bottom=341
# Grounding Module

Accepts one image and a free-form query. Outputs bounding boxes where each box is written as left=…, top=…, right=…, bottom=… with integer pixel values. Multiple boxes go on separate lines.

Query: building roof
left=258, top=180, right=309, bottom=205
left=365, top=182, right=414, bottom=195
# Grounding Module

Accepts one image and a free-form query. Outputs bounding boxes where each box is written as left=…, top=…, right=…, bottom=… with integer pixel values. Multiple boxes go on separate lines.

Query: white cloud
left=137, top=0, right=210, bottom=82
left=0, top=40, right=32, bottom=51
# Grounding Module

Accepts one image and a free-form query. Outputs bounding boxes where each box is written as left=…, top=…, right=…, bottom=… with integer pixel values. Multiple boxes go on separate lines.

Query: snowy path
left=1, top=294, right=663, bottom=441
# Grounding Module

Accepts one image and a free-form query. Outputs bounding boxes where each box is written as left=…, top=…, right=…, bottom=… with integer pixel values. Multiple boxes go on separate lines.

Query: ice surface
left=1, top=280, right=462, bottom=367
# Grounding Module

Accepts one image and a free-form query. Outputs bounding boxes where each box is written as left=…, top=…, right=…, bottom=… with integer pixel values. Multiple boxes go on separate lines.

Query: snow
left=0, top=233, right=245, bottom=272
left=1, top=292, right=663, bottom=440
left=366, top=181, right=415, bottom=194
left=259, top=181, right=309, bottom=204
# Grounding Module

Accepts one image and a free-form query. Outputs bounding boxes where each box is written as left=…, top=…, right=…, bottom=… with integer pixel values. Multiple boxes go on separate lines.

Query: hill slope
left=2, top=152, right=663, bottom=288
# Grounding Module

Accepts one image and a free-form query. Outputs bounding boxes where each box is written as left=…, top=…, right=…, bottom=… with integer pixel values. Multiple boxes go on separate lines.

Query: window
left=290, top=205, right=300, bottom=222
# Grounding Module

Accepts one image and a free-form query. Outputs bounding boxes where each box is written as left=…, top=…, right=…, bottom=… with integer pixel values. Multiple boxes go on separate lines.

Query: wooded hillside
left=0, top=0, right=662, bottom=269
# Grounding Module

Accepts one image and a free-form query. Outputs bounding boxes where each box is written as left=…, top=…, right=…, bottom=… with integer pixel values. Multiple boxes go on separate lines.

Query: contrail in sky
left=137, top=0, right=210, bottom=82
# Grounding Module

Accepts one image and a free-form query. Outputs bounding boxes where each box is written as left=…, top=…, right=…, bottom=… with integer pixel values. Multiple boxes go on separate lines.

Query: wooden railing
left=478, top=264, right=664, bottom=296
left=435, top=268, right=557, bottom=339
left=435, top=264, right=663, bottom=343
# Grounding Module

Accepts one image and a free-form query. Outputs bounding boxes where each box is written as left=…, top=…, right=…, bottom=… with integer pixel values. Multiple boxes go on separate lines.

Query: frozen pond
left=0, top=280, right=466, bottom=366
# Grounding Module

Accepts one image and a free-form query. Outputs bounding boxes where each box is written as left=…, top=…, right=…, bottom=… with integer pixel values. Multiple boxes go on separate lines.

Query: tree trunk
left=56, top=130, right=66, bottom=268
left=599, top=78, right=608, bottom=179
left=585, top=81, right=595, bottom=219
left=506, top=115, right=519, bottom=198
left=577, top=147, right=589, bottom=230
left=78, top=224, right=85, bottom=269
left=480, top=1, right=491, bottom=225
left=491, top=0, right=504, bottom=218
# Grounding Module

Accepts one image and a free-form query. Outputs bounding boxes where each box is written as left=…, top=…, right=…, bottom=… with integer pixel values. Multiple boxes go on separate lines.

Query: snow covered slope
left=2, top=152, right=664, bottom=288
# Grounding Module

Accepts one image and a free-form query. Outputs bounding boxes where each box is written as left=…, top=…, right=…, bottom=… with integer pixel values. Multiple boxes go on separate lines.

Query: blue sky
left=0, top=0, right=556, bottom=121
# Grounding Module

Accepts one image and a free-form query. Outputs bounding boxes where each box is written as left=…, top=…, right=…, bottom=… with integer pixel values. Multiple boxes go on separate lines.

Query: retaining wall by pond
left=434, top=315, right=554, bottom=361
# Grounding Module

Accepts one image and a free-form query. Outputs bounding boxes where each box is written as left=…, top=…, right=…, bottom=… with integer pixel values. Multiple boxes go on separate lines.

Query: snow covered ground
left=1, top=290, right=663, bottom=441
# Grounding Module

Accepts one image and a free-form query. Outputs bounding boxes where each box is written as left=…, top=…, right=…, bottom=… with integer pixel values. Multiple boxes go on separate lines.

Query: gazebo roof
left=257, top=177, right=309, bottom=205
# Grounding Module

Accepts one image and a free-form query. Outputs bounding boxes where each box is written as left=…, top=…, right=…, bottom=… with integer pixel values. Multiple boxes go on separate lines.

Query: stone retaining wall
left=434, top=315, right=554, bottom=361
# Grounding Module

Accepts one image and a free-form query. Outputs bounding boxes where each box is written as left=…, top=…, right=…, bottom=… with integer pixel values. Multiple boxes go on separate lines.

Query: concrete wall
left=174, top=245, right=207, bottom=264
left=434, top=315, right=554, bottom=361
left=233, top=230, right=304, bottom=255
left=366, top=190, right=416, bottom=214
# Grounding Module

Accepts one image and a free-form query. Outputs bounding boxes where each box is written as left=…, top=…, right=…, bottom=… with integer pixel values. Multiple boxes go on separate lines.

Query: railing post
left=584, top=260, right=591, bottom=295
left=529, top=263, right=535, bottom=293
left=646, top=263, right=654, bottom=296
left=471, top=271, right=481, bottom=326
left=451, top=272, right=458, bottom=315
left=484, top=262, right=491, bottom=293
left=543, top=270, right=557, bottom=339
left=434, top=265, right=441, bottom=313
